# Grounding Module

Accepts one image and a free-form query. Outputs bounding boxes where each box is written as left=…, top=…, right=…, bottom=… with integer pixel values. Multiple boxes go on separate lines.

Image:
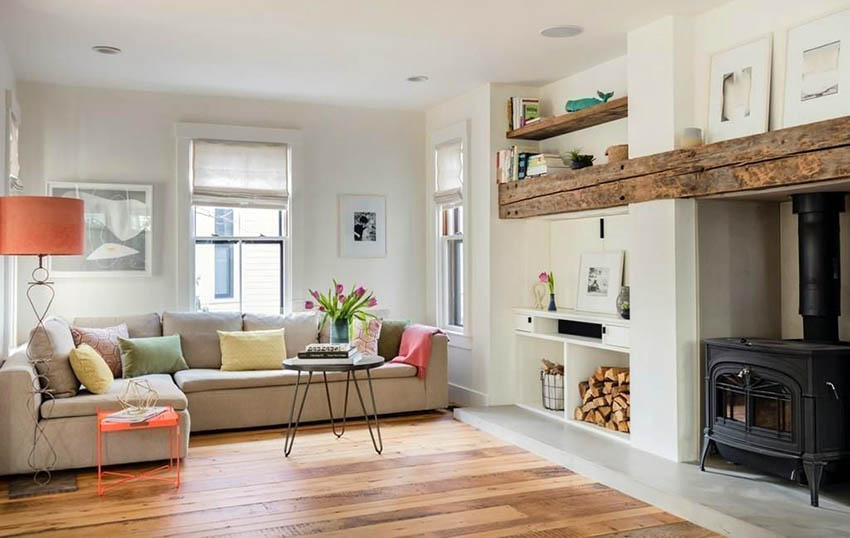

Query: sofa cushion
left=29, top=317, right=79, bottom=398
left=173, top=362, right=417, bottom=393
left=70, top=323, right=129, bottom=378
left=40, top=374, right=187, bottom=419
left=162, top=311, right=242, bottom=369
left=243, top=312, right=319, bottom=358
left=219, top=329, right=286, bottom=371
left=69, top=344, right=114, bottom=394
left=73, top=313, right=162, bottom=338
left=378, top=320, right=409, bottom=359
left=119, top=335, right=189, bottom=377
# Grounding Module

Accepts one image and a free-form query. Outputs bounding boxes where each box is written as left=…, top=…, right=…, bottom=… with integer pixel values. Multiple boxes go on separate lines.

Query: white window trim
left=175, top=122, right=301, bottom=313
left=431, top=120, right=471, bottom=349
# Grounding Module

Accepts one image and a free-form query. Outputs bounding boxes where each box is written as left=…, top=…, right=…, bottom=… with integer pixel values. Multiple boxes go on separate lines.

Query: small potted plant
left=305, top=280, right=378, bottom=344
left=567, top=148, right=595, bottom=170
left=539, top=271, right=556, bottom=311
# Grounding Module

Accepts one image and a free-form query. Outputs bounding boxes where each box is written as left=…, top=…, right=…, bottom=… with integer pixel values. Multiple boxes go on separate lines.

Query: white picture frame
left=4, top=89, right=22, bottom=192
left=47, top=181, right=153, bottom=277
left=783, top=8, right=850, bottom=128
left=576, top=251, right=624, bottom=315
left=707, top=36, right=772, bottom=143
left=339, top=194, right=386, bottom=258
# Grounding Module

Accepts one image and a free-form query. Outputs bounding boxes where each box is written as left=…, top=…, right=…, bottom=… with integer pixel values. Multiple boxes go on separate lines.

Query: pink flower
left=318, top=306, right=326, bottom=312
left=310, top=289, right=320, bottom=300
left=355, top=286, right=366, bottom=296
left=338, top=294, right=346, bottom=302
left=368, top=297, right=378, bottom=307
left=538, top=272, right=549, bottom=283
left=335, top=283, right=344, bottom=294
left=304, top=300, right=314, bottom=310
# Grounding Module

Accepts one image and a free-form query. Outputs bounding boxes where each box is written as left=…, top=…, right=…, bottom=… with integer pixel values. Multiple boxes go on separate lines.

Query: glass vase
left=547, top=293, right=557, bottom=311
left=617, top=286, right=630, bottom=320
left=330, top=318, right=350, bottom=344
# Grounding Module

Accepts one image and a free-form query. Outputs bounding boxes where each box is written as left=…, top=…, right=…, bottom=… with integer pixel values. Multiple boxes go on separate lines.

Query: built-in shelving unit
left=513, top=307, right=630, bottom=443
left=506, top=96, right=628, bottom=141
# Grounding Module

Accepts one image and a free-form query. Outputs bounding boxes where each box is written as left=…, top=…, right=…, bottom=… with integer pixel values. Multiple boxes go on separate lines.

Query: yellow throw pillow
left=218, top=329, right=287, bottom=371
left=69, top=344, right=114, bottom=394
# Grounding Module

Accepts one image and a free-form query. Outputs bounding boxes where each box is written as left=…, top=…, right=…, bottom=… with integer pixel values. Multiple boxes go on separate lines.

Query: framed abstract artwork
left=4, top=89, right=22, bottom=192
left=784, top=8, right=850, bottom=127
left=47, top=181, right=153, bottom=276
left=707, top=36, right=772, bottom=143
left=576, top=251, right=624, bottom=314
left=339, top=194, right=386, bottom=258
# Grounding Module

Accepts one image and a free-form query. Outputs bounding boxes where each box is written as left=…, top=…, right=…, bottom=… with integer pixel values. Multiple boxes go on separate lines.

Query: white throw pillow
left=352, top=318, right=382, bottom=356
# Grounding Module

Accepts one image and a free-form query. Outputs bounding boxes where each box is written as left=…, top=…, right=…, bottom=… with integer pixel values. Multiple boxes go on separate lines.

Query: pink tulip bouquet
left=305, top=279, right=378, bottom=335
left=539, top=271, right=555, bottom=294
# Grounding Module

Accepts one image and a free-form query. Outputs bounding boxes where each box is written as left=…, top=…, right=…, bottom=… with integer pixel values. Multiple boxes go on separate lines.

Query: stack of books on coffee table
left=291, top=343, right=363, bottom=365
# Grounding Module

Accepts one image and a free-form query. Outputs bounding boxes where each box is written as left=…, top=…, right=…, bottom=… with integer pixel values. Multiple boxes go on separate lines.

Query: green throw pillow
left=119, top=335, right=189, bottom=378
left=377, top=320, right=409, bottom=359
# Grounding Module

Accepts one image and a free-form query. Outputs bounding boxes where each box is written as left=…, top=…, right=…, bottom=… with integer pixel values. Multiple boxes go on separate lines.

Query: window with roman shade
left=191, top=139, right=289, bottom=314
left=434, top=140, right=463, bottom=204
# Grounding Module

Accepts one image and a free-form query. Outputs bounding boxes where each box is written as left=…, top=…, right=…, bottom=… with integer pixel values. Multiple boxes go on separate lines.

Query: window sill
left=443, top=329, right=472, bottom=350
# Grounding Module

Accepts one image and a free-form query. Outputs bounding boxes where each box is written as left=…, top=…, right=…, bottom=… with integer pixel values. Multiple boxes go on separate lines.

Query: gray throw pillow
left=29, top=318, right=80, bottom=398
left=377, top=320, right=410, bottom=359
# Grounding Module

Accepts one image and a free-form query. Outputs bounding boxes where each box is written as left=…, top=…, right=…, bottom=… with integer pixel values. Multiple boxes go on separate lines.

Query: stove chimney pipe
left=792, top=192, right=845, bottom=343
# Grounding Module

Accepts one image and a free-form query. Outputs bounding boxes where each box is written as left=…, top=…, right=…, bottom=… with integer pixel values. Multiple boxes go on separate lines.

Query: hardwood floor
left=0, top=412, right=719, bottom=537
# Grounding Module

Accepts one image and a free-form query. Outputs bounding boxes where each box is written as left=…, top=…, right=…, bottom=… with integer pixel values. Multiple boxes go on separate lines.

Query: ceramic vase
left=547, top=293, right=557, bottom=311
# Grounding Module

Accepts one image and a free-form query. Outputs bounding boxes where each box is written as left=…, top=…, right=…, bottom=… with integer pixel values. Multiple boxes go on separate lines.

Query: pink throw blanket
left=391, top=324, right=444, bottom=379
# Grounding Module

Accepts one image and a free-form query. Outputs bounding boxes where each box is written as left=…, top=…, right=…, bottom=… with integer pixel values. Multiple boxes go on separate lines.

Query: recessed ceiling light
left=406, top=75, right=429, bottom=82
left=91, top=45, right=122, bottom=55
left=540, top=25, right=583, bottom=38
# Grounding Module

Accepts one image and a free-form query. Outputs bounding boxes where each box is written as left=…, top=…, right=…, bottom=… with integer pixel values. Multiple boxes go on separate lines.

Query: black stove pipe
left=792, top=192, right=845, bottom=342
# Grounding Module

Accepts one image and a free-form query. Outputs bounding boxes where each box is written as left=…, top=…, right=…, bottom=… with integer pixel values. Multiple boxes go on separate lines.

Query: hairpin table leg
left=284, top=371, right=313, bottom=457
left=351, top=369, right=383, bottom=454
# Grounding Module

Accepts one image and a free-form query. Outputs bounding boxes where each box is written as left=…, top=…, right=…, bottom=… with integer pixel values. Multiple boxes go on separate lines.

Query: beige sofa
left=0, top=312, right=448, bottom=477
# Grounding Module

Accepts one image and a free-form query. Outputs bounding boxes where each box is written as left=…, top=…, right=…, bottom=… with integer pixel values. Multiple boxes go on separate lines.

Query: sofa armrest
left=424, top=333, right=449, bottom=409
left=0, top=349, right=40, bottom=476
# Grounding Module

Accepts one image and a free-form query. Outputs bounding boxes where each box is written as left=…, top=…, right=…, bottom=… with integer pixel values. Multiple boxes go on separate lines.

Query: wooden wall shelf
left=506, top=96, right=628, bottom=140
left=499, top=115, right=850, bottom=219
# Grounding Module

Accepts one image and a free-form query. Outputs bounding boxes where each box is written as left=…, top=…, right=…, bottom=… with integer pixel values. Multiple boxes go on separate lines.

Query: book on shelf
left=496, top=145, right=539, bottom=183
left=506, top=97, right=540, bottom=130
left=526, top=153, right=568, bottom=177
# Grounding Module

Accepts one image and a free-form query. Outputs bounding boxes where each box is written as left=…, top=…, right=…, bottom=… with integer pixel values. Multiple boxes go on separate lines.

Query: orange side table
left=96, top=406, right=181, bottom=496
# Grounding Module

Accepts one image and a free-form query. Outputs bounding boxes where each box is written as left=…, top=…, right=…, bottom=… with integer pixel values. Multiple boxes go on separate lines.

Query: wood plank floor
left=0, top=412, right=720, bottom=537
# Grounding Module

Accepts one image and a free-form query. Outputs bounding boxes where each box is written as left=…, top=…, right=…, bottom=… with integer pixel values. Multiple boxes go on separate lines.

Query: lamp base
left=8, top=471, right=78, bottom=499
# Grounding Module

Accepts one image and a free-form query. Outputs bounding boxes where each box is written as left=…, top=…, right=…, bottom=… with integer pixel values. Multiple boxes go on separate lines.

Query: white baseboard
left=448, top=383, right=487, bottom=407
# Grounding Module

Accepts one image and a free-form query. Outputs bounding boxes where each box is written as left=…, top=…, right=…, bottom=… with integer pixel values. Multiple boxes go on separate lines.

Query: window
left=432, top=121, right=469, bottom=337
left=190, top=139, right=289, bottom=314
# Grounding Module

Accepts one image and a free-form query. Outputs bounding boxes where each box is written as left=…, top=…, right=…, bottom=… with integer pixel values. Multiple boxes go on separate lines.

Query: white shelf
left=516, top=402, right=630, bottom=444
left=514, top=329, right=629, bottom=354
left=514, top=307, right=630, bottom=328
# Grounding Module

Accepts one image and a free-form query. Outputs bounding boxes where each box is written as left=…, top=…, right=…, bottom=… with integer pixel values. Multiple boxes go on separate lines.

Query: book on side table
left=292, top=343, right=366, bottom=365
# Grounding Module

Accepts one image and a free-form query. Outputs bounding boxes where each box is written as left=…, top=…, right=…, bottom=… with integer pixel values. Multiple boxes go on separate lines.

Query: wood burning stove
left=701, top=192, right=850, bottom=507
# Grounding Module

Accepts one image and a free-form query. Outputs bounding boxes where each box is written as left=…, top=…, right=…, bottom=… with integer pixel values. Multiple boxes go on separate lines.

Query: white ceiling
left=0, top=0, right=729, bottom=110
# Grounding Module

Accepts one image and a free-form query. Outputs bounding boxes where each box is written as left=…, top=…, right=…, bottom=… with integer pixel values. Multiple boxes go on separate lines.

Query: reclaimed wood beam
left=506, top=96, right=628, bottom=140
left=498, top=115, right=850, bottom=218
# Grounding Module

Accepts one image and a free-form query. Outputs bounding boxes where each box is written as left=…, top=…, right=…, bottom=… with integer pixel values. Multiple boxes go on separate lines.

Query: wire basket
left=541, top=371, right=565, bottom=411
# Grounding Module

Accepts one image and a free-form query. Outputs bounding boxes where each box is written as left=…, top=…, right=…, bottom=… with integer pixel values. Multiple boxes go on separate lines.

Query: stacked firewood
left=573, top=365, right=631, bottom=433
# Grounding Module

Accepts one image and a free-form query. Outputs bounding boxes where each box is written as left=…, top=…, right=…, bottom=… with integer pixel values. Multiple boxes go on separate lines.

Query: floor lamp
left=0, top=196, right=84, bottom=497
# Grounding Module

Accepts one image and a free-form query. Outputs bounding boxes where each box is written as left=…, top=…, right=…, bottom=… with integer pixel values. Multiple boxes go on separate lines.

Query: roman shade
left=434, top=140, right=463, bottom=204
left=192, top=139, right=289, bottom=208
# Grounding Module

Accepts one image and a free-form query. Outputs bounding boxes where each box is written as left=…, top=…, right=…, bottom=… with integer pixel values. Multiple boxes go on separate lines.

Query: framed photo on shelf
left=47, top=181, right=153, bottom=277
left=783, top=8, right=850, bottom=127
left=576, top=251, right=624, bottom=315
left=339, top=194, right=386, bottom=258
left=707, top=35, right=772, bottom=143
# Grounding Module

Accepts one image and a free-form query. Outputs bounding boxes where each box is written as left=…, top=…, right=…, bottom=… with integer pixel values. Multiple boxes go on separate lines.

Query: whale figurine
left=566, top=91, right=615, bottom=113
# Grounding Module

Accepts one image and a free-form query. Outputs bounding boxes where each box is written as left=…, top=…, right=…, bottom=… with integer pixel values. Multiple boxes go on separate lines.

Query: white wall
left=15, top=82, right=426, bottom=341
left=0, top=40, right=15, bottom=357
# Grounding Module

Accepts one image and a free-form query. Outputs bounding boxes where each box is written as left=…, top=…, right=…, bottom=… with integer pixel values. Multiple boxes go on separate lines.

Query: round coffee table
left=282, top=356, right=385, bottom=456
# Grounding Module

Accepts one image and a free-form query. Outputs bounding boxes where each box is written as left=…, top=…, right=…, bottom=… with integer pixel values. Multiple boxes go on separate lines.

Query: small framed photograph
left=339, top=194, right=386, bottom=258
left=783, top=8, right=850, bottom=127
left=707, top=36, right=772, bottom=143
left=47, top=181, right=153, bottom=277
left=576, top=251, right=624, bottom=314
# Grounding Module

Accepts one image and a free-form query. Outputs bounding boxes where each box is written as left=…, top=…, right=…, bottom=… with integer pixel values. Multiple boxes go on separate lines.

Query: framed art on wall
left=576, top=251, right=624, bottom=315
left=784, top=8, right=850, bottom=127
left=339, top=194, right=386, bottom=258
left=707, top=36, right=772, bottom=143
left=47, top=182, right=153, bottom=277
left=4, top=89, right=22, bottom=193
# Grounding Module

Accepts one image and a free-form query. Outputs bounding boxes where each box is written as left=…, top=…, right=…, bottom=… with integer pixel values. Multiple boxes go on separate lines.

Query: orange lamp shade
left=0, top=196, right=85, bottom=256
